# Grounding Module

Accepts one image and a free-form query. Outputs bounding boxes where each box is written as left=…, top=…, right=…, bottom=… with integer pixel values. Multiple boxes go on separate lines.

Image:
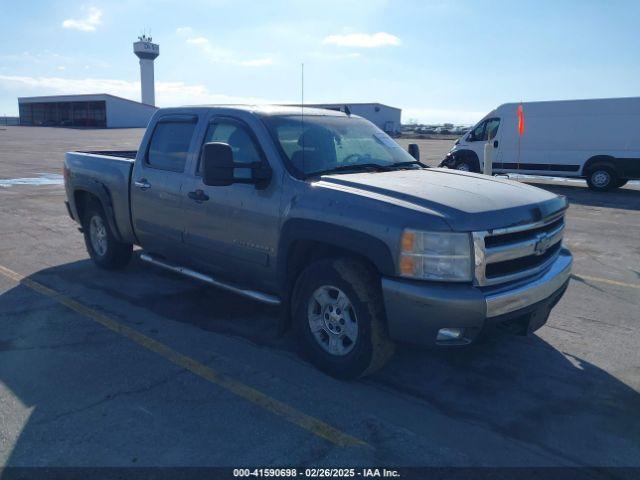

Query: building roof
left=18, top=93, right=157, bottom=108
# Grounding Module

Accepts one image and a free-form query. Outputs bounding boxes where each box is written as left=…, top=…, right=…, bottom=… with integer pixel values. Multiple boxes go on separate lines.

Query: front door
left=130, top=115, right=198, bottom=259
left=182, top=116, right=281, bottom=292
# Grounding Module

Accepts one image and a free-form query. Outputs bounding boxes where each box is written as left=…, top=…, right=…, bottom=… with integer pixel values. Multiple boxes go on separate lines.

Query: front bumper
left=381, top=248, right=572, bottom=346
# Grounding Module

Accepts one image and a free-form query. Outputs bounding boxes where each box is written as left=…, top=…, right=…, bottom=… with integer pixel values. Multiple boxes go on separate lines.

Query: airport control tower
left=133, top=35, right=159, bottom=106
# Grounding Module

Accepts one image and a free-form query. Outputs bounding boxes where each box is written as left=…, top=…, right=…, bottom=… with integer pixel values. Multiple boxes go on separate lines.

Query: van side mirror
left=408, top=143, right=420, bottom=161
left=202, top=142, right=272, bottom=189
left=202, top=142, right=234, bottom=186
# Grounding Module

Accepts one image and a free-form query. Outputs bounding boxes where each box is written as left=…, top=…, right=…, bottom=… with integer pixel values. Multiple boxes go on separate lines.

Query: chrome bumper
left=485, top=249, right=572, bottom=318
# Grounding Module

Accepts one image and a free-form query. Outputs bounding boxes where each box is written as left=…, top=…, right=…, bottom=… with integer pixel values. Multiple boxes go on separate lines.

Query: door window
left=485, top=118, right=500, bottom=140
left=146, top=120, right=197, bottom=172
left=200, top=120, right=263, bottom=178
left=469, top=118, right=500, bottom=142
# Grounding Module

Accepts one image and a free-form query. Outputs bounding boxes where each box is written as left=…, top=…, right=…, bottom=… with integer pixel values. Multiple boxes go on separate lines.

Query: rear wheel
left=586, top=166, right=618, bottom=191
left=292, top=258, right=395, bottom=379
left=82, top=200, right=132, bottom=269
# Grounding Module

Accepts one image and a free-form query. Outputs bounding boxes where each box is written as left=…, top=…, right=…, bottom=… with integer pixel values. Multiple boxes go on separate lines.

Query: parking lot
left=0, top=126, right=639, bottom=469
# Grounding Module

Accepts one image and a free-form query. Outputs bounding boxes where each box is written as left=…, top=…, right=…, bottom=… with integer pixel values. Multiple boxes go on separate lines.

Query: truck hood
left=316, top=168, right=567, bottom=231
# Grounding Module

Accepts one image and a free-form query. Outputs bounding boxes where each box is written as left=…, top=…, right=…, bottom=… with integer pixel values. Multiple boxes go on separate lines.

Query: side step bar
left=139, top=253, right=281, bottom=306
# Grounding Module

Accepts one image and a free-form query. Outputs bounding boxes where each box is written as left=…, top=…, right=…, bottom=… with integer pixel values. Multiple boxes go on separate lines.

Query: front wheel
left=454, top=159, right=473, bottom=172
left=82, top=200, right=132, bottom=269
left=586, top=166, right=618, bottom=191
left=292, top=258, right=395, bottom=379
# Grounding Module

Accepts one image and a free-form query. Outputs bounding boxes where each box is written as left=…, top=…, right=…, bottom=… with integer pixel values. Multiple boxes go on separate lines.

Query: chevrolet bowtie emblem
left=534, top=232, right=552, bottom=255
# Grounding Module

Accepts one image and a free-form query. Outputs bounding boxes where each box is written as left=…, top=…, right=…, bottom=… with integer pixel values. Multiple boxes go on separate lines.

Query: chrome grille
left=473, top=211, right=565, bottom=286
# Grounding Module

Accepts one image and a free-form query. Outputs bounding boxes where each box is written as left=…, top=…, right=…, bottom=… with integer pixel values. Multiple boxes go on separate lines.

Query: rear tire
left=586, top=166, right=618, bottom=191
left=82, top=200, right=132, bottom=269
left=292, top=258, right=395, bottom=379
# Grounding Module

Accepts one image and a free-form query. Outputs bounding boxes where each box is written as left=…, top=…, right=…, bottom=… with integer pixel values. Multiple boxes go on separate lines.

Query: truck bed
left=64, top=150, right=137, bottom=244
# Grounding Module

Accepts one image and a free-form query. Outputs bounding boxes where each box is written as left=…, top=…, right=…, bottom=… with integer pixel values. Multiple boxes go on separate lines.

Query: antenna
left=301, top=62, right=305, bottom=172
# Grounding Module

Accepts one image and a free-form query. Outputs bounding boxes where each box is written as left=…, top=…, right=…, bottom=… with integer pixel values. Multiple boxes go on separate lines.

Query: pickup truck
left=64, top=105, right=572, bottom=379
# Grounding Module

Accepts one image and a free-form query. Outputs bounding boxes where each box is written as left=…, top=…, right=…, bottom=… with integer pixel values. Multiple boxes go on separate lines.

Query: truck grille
left=473, top=211, right=565, bottom=286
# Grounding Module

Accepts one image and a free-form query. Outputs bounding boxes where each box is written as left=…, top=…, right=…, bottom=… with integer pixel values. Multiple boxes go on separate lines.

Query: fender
left=72, top=179, right=124, bottom=242
left=277, top=218, right=396, bottom=286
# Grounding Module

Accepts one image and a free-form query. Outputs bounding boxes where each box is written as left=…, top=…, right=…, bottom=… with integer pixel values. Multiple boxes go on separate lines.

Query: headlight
left=399, top=230, right=473, bottom=282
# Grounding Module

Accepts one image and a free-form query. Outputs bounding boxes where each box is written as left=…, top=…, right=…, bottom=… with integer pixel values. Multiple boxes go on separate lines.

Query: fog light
left=437, top=328, right=464, bottom=341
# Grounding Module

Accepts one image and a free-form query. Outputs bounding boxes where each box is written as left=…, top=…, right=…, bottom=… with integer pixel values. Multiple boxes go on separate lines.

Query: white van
left=440, top=97, right=640, bottom=191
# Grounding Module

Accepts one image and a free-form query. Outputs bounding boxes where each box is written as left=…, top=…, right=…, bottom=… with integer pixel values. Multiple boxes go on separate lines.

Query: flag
left=517, top=104, right=525, bottom=136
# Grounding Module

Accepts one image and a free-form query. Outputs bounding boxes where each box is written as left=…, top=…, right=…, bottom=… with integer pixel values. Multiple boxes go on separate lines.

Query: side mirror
left=408, top=143, right=420, bottom=161
left=202, top=142, right=273, bottom=189
left=202, top=142, right=234, bottom=186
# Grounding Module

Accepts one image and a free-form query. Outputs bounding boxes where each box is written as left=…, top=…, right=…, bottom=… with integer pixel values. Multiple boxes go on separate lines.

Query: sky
left=0, top=0, right=638, bottom=124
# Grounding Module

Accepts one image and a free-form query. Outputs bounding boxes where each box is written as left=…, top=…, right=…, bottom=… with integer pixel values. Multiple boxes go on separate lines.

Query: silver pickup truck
left=64, top=105, right=572, bottom=378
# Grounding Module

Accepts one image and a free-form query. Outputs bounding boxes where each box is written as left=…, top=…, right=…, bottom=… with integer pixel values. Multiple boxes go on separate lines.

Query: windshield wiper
left=386, top=160, right=428, bottom=169
left=307, top=163, right=393, bottom=177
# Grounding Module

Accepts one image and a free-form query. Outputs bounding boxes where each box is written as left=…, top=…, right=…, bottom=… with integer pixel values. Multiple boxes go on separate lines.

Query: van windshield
left=262, top=115, right=420, bottom=177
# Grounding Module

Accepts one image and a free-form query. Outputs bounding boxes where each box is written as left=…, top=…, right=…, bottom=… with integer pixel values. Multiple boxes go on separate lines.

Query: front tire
left=292, top=258, right=395, bottom=379
left=82, top=200, right=132, bottom=269
left=586, top=166, right=618, bottom=191
left=454, top=159, right=473, bottom=172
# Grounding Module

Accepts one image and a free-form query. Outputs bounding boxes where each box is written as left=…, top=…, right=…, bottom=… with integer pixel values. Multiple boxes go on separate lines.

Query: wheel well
left=582, top=155, right=616, bottom=177
left=453, top=150, right=480, bottom=172
left=286, top=240, right=377, bottom=292
left=73, top=190, right=101, bottom=223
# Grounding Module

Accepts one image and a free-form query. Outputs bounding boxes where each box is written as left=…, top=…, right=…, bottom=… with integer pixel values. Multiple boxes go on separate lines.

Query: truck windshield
left=262, top=115, right=420, bottom=177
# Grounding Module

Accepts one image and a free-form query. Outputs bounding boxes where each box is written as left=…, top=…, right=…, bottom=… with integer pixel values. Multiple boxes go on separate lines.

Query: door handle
left=493, top=140, right=499, bottom=148
left=134, top=179, right=151, bottom=190
left=188, top=189, right=210, bottom=203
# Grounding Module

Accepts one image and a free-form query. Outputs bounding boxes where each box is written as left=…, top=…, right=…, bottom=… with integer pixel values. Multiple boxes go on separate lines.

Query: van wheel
left=82, top=200, right=132, bottom=269
left=586, top=166, right=618, bottom=191
left=454, top=159, right=473, bottom=172
left=292, top=258, right=395, bottom=379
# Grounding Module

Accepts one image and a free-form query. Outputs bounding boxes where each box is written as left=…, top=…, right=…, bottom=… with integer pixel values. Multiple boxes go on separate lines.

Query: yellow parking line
left=572, top=273, right=640, bottom=290
left=0, top=263, right=369, bottom=449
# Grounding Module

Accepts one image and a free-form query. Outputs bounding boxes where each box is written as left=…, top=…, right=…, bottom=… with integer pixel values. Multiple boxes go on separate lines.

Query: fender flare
left=277, top=219, right=396, bottom=287
left=73, top=180, right=124, bottom=242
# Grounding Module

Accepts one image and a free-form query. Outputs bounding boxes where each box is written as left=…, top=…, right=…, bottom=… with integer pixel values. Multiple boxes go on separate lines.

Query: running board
left=139, top=253, right=281, bottom=306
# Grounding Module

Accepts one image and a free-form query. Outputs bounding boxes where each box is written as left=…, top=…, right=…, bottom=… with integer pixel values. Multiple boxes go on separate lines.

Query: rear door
left=181, top=115, right=281, bottom=291
left=130, top=114, right=198, bottom=259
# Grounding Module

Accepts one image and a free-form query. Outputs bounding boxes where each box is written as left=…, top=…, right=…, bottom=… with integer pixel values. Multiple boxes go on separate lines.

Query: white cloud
left=62, top=6, right=103, bottom=32
left=175, top=26, right=193, bottom=35
left=0, top=74, right=284, bottom=107
left=186, top=36, right=209, bottom=46
left=322, top=32, right=400, bottom=48
left=184, top=34, right=274, bottom=67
